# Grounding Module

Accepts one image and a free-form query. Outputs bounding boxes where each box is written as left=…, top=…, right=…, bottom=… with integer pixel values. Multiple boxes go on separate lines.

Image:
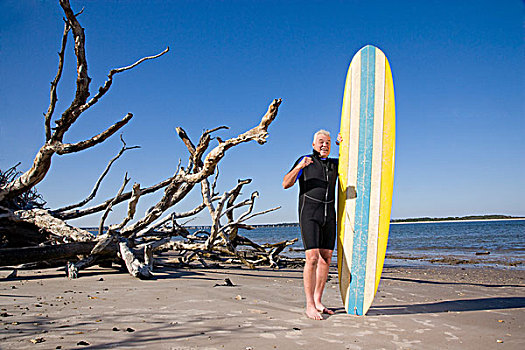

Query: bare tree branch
left=0, top=1, right=168, bottom=203
left=185, top=99, right=281, bottom=185
left=194, top=126, right=229, bottom=169
left=44, top=20, right=70, bottom=141
left=241, top=206, right=281, bottom=223
left=236, top=192, right=260, bottom=222
left=211, top=166, right=220, bottom=195
left=220, top=206, right=281, bottom=237
left=225, top=179, right=250, bottom=222
left=220, top=196, right=255, bottom=221
left=196, top=178, right=266, bottom=269
left=176, top=126, right=228, bottom=173
left=0, top=1, right=90, bottom=202
left=203, top=179, right=251, bottom=248
left=0, top=164, right=46, bottom=210
left=99, top=173, right=130, bottom=235
left=132, top=201, right=211, bottom=239
left=0, top=146, right=54, bottom=203
left=54, top=113, right=133, bottom=154
left=53, top=135, right=139, bottom=213
left=119, top=99, right=281, bottom=237
left=176, top=127, right=197, bottom=172
left=81, top=47, right=169, bottom=113
left=109, top=182, right=141, bottom=232
left=175, top=127, right=196, bottom=156
left=53, top=0, right=91, bottom=142
left=54, top=176, right=174, bottom=220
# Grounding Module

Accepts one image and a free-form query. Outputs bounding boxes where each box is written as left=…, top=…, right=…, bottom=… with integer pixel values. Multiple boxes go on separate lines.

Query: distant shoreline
left=390, top=218, right=525, bottom=225
left=178, top=216, right=525, bottom=230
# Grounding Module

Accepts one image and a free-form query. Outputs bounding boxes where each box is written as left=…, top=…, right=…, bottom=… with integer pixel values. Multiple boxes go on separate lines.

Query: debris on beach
left=0, top=269, right=17, bottom=280
left=30, top=337, right=45, bottom=344
left=475, top=251, right=491, bottom=255
left=248, top=309, right=268, bottom=314
left=215, top=278, right=236, bottom=287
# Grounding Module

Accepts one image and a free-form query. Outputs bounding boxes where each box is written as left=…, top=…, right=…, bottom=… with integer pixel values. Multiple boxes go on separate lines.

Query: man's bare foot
left=320, top=307, right=335, bottom=315
left=316, top=303, right=335, bottom=315
left=305, top=305, right=323, bottom=320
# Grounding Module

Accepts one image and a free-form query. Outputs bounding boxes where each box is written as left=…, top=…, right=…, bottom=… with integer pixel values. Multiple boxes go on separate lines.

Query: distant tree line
left=390, top=214, right=524, bottom=223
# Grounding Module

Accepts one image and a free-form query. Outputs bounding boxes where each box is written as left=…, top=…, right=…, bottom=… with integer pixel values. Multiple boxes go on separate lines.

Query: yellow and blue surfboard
left=337, top=45, right=395, bottom=316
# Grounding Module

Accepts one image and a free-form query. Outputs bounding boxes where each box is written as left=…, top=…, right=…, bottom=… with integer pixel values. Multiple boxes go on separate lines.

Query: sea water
left=224, top=219, right=525, bottom=269
left=94, top=219, right=523, bottom=269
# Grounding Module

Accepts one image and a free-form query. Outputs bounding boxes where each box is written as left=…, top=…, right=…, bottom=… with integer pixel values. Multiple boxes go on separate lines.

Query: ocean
left=224, top=219, right=525, bottom=269
left=90, top=219, right=524, bottom=269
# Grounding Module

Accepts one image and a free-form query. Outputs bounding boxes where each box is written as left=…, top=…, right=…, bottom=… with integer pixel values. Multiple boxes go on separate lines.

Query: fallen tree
left=0, top=0, right=295, bottom=279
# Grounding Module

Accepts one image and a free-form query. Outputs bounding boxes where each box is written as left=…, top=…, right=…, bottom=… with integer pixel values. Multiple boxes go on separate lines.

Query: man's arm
left=282, top=156, right=312, bottom=189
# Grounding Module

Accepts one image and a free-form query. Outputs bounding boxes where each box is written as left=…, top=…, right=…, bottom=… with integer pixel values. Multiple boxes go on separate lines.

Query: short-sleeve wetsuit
left=291, top=150, right=338, bottom=250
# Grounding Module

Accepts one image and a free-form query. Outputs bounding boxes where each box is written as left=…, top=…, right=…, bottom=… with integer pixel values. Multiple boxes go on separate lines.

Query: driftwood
left=0, top=242, right=97, bottom=267
left=118, top=98, right=281, bottom=238
left=167, top=234, right=299, bottom=270
left=0, top=0, right=167, bottom=246
left=1, top=207, right=94, bottom=246
left=0, top=0, right=290, bottom=279
left=156, top=176, right=293, bottom=270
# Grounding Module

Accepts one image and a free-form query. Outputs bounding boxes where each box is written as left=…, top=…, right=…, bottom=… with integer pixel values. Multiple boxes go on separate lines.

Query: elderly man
left=283, top=130, right=341, bottom=320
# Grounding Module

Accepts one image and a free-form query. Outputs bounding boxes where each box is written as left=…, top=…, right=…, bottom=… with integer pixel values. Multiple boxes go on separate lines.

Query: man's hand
left=336, top=133, right=343, bottom=145
left=283, top=156, right=312, bottom=189
left=298, top=156, right=313, bottom=169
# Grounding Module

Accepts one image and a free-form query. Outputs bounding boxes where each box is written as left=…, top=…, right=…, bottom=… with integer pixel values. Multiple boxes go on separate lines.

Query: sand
left=1, top=260, right=524, bottom=349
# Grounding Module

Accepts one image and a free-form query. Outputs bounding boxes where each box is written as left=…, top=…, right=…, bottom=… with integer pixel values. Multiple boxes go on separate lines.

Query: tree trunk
left=0, top=241, right=97, bottom=266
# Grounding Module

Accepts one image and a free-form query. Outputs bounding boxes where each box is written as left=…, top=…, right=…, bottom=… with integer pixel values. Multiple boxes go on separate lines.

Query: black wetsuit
left=291, top=150, right=338, bottom=250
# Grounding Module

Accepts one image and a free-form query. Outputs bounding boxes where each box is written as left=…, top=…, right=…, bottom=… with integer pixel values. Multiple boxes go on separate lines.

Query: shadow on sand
left=382, top=275, right=525, bottom=288
left=368, top=296, right=525, bottom=316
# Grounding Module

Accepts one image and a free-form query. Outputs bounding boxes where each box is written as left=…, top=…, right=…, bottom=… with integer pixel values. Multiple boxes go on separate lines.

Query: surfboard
left=337, top=45, right=395, bottom=316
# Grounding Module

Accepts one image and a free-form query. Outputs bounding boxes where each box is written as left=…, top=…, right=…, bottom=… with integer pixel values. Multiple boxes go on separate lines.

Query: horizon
left=1, top=0, right=523, bottom=226
left=78, top=214, right=525, bottom=230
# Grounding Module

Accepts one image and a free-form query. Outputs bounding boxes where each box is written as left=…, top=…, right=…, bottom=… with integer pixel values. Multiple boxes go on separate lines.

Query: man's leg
left=314, top=248, right=334, bottom=314
left=304, top=249, right=322, bottom=320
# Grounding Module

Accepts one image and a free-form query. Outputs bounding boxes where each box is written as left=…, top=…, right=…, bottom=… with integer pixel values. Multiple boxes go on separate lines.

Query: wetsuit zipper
left=322, top=160, right=329, bottom=225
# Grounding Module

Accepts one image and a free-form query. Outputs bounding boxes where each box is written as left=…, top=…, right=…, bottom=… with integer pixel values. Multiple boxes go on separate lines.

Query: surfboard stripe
left=348, top=45, right=376, bottom=315
left=363, top=49, right=386, bottom=312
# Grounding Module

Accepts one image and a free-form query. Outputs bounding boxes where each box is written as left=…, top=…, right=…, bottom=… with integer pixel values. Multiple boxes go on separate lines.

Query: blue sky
left=1, top=0, right=523, bottom=226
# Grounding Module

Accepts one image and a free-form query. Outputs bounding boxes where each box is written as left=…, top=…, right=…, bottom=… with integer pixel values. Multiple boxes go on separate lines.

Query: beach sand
left=1, top=258, right=524, bottom=349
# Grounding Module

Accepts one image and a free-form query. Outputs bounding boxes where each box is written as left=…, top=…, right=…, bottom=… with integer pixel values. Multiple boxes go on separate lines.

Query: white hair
left=313, top=129, right=331, bottom=141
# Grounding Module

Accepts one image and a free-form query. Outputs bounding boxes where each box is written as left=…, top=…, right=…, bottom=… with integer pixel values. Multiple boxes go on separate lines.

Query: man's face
left=313, top=134, right=331, bottom=158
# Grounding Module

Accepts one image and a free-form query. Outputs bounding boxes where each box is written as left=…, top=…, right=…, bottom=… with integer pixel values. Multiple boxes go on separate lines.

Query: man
left=283, top=130, right=341, bottom=320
